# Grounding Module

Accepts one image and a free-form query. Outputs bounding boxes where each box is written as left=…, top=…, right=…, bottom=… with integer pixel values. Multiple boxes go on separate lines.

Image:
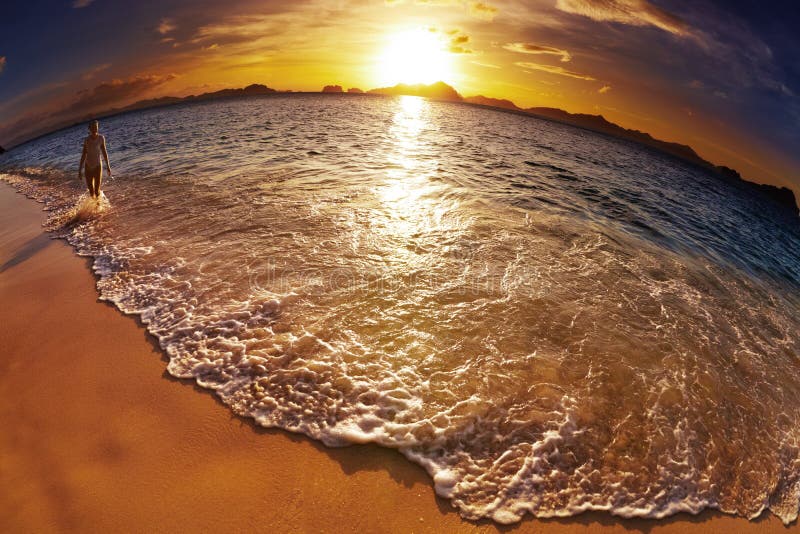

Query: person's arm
left=101, top=136, right=112, bottom=178
left=79, top=140, right=87, bottom=179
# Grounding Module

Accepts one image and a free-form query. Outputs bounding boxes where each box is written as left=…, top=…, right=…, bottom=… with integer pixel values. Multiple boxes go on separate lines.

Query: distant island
left=321, top=85, right=364, bottom=93
left=368, top=81, right=463, bottom=101
left=4, top=81, right=797, bottom=215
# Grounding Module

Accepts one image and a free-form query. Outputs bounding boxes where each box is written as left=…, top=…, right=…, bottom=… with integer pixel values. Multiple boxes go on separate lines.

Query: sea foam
left=1, top=94, right=799, bottom=525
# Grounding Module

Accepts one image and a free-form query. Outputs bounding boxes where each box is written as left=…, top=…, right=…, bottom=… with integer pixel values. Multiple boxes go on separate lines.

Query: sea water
left=2, top=94, right=800, bottom=524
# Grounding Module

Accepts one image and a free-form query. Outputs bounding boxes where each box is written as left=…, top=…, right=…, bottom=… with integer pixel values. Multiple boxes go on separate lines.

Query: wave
left=1, top=95, right=798, bottom=526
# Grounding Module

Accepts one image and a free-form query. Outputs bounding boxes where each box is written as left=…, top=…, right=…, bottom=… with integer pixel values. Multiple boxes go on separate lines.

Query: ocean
left=2, top=93, right=799, bottom=524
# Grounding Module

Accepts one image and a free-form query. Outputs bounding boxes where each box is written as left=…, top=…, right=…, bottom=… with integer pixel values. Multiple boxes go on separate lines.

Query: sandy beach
left=0, top=181, right=790, bottom=533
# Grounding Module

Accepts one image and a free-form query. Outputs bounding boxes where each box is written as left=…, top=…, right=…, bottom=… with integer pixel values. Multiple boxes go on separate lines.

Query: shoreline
left=0, top=181, right=790, bottom=532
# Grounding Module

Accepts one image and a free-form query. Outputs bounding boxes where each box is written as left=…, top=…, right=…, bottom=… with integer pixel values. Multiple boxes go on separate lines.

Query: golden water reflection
left=376, top=96, right=462, bottom=247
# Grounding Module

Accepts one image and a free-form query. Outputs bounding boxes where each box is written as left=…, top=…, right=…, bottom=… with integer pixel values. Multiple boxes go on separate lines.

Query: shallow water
left=2, top=94, right=800, bottom=524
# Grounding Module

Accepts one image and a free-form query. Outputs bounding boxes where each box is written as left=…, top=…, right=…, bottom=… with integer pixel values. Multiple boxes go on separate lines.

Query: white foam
left=4, top=98, right=800, bottom=528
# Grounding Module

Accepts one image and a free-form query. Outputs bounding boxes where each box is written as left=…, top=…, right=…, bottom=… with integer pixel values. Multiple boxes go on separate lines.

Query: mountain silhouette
left=368, top=81, right=462, bottom=101
left=3, top=80, right=796, bottom=215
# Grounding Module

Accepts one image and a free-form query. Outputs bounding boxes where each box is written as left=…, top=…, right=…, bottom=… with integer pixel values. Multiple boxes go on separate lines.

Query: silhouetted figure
left=79, top=120, right=112, bottom=198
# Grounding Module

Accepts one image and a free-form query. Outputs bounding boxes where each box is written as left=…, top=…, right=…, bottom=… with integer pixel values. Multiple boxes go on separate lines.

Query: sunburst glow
left=376, top=28, right=455, bottom=86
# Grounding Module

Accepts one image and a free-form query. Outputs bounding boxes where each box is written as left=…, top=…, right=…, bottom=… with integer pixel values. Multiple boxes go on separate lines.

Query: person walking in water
left=79, top=120, right=112, bottom=199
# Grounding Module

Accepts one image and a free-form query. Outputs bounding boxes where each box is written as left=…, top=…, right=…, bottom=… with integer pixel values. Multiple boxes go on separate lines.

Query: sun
left=376, top=28, right=455, bottom=86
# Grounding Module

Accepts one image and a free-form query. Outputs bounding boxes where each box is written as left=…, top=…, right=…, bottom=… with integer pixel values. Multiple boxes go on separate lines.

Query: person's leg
left=93, top=167, right=103, bottom=198
left=84, top=167, right=94, bottom=196
left=85, top=166, right=100, bottom=198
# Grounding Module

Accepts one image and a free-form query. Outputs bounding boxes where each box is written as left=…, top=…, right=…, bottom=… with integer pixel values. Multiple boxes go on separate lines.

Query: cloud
left=469, top=1, right=498, bottom=20
left=81, top=63, right=112, bottom=81
left=72, top=0, right=94, bottom=8
left=683, top=7, right=792, bottom=98
left=187, top=4, right=346, bottom=61
left=386, top=0, right=498, bottom=20
left=0, top=56, right=5, bottom=75
left=157, top=18, right=176, bottom=35
left=429, top=27, right=473, bottom=54
left=0, top=73, right=178, bottom=149
left=194, top=15, right=278, bottom=41
left=516, top=61, right=596, bottom=80
left=598, top=84, right=611, bottom=93
left=471, top=60, right=501, bottom=69
left=68, top=73, right=178, bottom=113
left=503, top=42, right=571, bottom=62
left=0, top=80, right=71, bottom=120
left=547, top=2, right=791, bottom=101
left=555, top=0, right=688, bottom=36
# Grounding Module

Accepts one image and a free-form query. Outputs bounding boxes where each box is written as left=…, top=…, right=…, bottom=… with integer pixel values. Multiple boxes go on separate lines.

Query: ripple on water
left=1, top=94, right=799, bottom=524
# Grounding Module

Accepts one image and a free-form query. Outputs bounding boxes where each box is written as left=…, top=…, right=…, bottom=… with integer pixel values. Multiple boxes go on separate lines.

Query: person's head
left=88, top=120, right=99, bottom=135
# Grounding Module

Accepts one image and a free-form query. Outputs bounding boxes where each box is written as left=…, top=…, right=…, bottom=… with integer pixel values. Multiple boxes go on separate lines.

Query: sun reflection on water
left=376, top=96, right=459, bottom=244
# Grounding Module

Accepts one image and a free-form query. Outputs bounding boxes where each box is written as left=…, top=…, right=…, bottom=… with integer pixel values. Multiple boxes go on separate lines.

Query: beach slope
left=0, top=183, right=788, bottom=533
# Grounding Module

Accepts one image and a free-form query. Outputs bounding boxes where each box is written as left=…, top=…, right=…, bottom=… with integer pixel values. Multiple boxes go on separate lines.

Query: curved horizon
left=1, top=0, right=799, bottom=197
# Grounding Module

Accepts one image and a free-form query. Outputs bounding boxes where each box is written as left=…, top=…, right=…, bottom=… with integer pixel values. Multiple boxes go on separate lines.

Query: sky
left=1, top=0, right=799, bottom=195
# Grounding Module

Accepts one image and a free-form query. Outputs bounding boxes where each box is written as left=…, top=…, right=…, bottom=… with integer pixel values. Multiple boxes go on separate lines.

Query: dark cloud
left=677, top=3, right=793, bottom=97
left=0, top=73, right=178, bottom=148
left=0, top=56, right=6, bottom=75
left=555, top=0, right=688, bottom=36
left=81, top=63, right=112, bottom=81
left=68, top=73, right=178, bottom=113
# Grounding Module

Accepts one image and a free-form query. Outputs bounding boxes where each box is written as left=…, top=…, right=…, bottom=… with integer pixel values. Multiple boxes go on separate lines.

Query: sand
left=0, top=181, right=790, bottom=533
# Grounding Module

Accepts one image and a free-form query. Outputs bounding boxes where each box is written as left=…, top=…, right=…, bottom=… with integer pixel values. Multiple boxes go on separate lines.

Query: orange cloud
left=0, top=56, right=6, bottom=75
left=194, top=15, right=278, bottom=41
left=469, top=1, right=498, bottom=20
left=503, top=43, right=572, bottom=62
left=516, top=61, right=596, bottom=81
left=72, top=0, right=94, bottom=7
left=387, top=0, right=498, bottom=20
left=429, top=27, right=474, bottom=54
left=555, top=0, right=688, bottom=36
left=157, top=18, right=177, bottom=35
left=598, top=84, right=611, bottom=93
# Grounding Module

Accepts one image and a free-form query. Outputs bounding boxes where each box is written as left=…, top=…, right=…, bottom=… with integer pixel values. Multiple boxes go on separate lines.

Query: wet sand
left=0, top=181, right=789, bottom=533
